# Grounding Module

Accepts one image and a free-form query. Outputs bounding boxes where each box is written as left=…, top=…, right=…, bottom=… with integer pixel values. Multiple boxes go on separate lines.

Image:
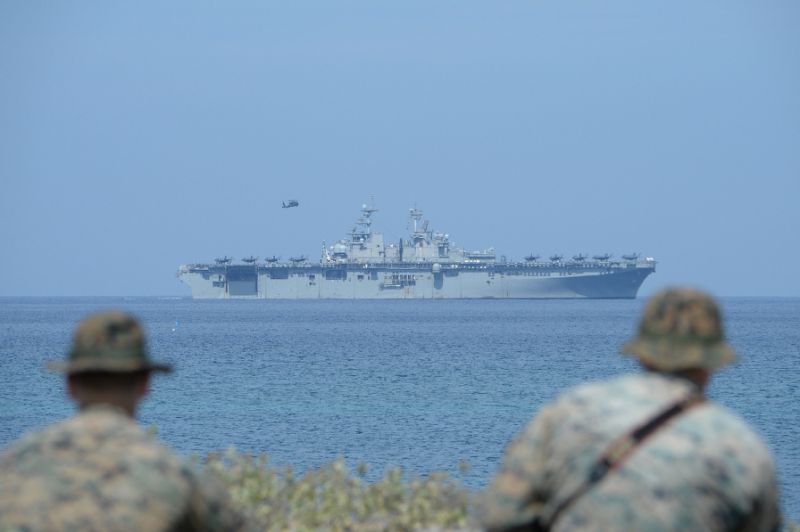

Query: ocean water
left=1, top=297, right=798, bottom=520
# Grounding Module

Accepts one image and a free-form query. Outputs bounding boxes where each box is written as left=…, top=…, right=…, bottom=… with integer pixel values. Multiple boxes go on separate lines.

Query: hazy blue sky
left=1, top=1, right=798, bottom=297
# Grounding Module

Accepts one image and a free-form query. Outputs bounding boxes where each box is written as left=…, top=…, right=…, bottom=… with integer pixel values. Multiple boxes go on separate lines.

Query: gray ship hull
left=178, top=262, right=655, bottom=299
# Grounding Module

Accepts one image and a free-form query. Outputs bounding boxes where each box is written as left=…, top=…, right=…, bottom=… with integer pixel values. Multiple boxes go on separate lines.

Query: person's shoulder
left=699, top=400, right=759, bottom=427
left=0, top=416, right=78, bottom=467
left=555, top=372, right=660, bottom=406
left=692, top=401, right=774, bottom=456
left=515, top=374, right=641, bottom=435
left=1, top=408, right=184, bottom=477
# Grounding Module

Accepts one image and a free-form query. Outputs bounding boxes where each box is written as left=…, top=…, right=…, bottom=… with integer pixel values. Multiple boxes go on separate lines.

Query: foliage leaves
left=204, top=448, right=477, bottom=531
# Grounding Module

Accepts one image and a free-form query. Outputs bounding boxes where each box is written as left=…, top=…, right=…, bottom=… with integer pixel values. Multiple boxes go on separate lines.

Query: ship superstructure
left=178, top=204, right=655, bottom=299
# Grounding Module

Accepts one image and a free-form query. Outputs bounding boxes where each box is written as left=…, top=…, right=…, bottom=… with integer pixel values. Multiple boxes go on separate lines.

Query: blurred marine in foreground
left=480, top=287, right=781, bottom=531
left=0, top=311, right=247, bottom=531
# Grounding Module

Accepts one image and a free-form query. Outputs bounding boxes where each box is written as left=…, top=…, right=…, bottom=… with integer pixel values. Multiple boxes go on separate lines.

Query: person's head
left=621, top=287, right=736, bottom=390
left=49, top=311, right=172, bottom=415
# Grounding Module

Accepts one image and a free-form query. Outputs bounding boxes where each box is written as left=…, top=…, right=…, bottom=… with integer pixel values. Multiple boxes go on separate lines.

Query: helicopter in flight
left=282, top=200, right=299, bottom=209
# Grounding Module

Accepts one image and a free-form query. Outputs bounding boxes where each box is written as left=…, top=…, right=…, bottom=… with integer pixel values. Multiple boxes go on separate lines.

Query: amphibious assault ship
left=178, top=204, right=655, bottom=299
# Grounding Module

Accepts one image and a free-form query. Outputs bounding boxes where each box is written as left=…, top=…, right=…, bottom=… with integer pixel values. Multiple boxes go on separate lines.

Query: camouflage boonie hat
left=621, top=287, right=737, bottom=371
left=48, top=311, right=172, bottom=374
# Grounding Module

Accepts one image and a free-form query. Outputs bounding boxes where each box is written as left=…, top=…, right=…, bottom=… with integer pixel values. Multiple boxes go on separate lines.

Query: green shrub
left=204, top=448, right=476, bottom=531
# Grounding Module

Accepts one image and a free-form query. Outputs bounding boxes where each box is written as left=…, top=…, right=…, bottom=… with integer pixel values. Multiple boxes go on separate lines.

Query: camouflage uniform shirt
left=0, top=404, right=246, bottom=531
left=480, top=372, right=781, bottom=531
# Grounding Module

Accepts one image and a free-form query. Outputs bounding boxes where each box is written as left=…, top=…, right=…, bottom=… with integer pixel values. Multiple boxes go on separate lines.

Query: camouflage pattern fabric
left=479, top=372, right=781, bottom=531
left=0, top=404, right=246, bottom=531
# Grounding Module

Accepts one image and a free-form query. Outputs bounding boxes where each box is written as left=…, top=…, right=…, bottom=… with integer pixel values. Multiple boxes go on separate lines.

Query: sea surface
left=1, top=297, right=798, bottom=520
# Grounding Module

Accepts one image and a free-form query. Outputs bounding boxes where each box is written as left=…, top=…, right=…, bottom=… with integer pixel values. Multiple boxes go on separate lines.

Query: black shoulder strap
left=539, top=392, right=705, bottom=530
